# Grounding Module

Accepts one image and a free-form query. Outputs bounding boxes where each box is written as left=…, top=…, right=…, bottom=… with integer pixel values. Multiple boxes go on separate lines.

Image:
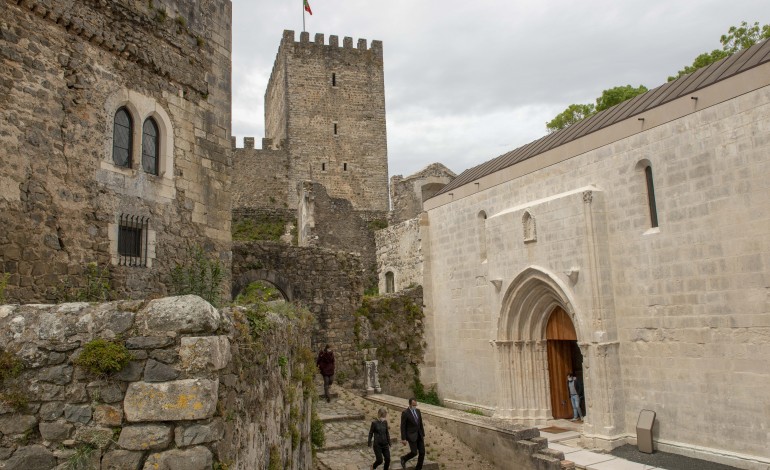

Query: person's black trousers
left=401, top=436, right=424, bottom=469
left=373, top=444, right=390, bottom=469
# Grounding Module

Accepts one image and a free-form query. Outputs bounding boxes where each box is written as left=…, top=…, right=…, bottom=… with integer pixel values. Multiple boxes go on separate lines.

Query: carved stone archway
left=493, top=266, right=587, bottom=422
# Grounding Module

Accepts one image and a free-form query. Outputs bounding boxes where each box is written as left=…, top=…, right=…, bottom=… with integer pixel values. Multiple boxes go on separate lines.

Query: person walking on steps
left=368, top=407, right=391, bottom=470
left=316, top=344, right=335, bottom=403
left=399, top=398, right=425, bottom=470
left=567, top=371, right=584, bottom=421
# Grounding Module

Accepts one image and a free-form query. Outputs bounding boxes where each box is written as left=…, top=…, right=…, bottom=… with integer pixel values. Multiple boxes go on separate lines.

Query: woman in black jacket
left=368, top=407, right=391, bottom=469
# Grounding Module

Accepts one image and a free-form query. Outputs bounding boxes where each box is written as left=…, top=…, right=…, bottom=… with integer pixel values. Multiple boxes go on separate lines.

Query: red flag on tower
left=304, top=0, right=312, bottom=15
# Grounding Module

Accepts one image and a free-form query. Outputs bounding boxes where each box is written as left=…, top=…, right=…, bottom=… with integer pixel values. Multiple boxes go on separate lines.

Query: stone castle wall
left=232, top=138, right=290, bottom=212
left=375, top=218, right=423, bottom=294
left=232, top=241, right=366, bottom=384
left=0, top=296, right=313, bottom=469
left=264, top=30, right=389, bottom=211
left=0, top=0, right=232, bottom=303
left=298, top=182, right=386, bottom=284
left=389, top=163, right=456, bottom=224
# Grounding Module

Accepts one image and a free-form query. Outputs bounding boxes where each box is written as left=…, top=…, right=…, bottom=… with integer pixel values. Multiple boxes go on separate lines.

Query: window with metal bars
left=118, top=214, right=149, bottom=267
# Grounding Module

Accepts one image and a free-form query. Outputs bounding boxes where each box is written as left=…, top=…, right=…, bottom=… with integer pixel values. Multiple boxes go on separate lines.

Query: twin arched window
left=112, top=107, right=160, bottom=175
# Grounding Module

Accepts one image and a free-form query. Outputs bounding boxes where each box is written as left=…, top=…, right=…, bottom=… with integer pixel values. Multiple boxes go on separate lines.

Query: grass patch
left=465, top=408, right=484, bottom=416
left=0, top=349, right=24, bottom=381
left=0, top=272, right=9, bottom=303
left=232, top=219, right=285, bottom=242
left=234, top=281, right=283, bottom=304
left=74, top=339, right=132, bottom=376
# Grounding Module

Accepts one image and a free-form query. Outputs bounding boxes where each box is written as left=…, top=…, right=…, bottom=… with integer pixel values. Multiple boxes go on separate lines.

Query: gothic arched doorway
left=546, top=307, right=583, bottom=419
left=494, top=267, right=585, bottom=423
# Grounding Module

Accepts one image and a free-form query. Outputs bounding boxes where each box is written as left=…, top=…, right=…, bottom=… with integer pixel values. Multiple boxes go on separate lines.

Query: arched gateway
left=493, top=266, right=586, bottom=422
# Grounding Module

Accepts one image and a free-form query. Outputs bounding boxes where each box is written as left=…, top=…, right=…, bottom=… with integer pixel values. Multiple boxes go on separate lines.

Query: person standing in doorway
left=316, top=344, right=335, bottom=403
left=399, top=398, right=425, bottom=470
left=368, top=407, right=391, bottom=470
left=567, top=372, right=583, bottom=421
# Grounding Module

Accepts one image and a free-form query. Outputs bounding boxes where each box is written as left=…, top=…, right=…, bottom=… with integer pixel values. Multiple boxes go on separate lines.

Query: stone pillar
left=364, top=360, right=381, bottom=395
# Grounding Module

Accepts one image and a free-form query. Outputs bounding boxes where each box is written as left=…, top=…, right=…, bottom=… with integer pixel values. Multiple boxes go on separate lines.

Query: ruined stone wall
left=0, top=0, right=232, bottom=303
left=355, top=287, right=425, bottom=398
left=232, top=241, right=365, bottom=384
left=0, top=296, right=313, bottom=469
left=265, top=30, right=389, bottom=211
left=389, top=163, right=456, bottom=224
left=297, top=182, right=385, bottom=287
left=232, top=138, right=290, bottom=211
left=375, top=218, right=423, bottom=294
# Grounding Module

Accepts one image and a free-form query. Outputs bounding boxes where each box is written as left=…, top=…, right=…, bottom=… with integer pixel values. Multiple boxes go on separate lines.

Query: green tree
left=546, top=103, right=595, bottom=133
left=595, top=84, right=648, bottom=112
left=668, top=21, right=770, bottom=81
left=546, top=85, right=647, bottom=133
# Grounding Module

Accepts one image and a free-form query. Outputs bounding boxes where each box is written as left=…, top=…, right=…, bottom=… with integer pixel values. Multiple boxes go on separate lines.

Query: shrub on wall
left=55, top=263, right=113, bottom=302
left=170, top=244, right=224, bottom=306
left=74, top=339, right=132, bottom=376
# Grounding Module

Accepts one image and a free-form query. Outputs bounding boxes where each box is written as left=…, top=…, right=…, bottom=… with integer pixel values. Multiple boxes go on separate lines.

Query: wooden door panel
left=547, top=340, right=573, bottom=419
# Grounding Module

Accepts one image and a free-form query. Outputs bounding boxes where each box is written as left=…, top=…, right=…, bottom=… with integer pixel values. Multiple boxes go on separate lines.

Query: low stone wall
left=0, top=295, right=314, bottom=469
left=368, top=395, right=568, bottom=470
left=355, top=287, right=424, bottom=398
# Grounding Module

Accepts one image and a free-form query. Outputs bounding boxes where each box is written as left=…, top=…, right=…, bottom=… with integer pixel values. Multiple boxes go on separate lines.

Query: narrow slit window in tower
left=645, top=165, right=659, bottom=228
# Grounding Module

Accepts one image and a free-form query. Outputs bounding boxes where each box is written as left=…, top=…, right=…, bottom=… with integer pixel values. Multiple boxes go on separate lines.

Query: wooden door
left=546, top=308, right=578, bottom=419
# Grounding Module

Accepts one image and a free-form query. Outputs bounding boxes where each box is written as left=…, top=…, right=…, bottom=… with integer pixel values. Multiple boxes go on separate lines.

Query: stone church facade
left=417, top=41, right=770, bottom=468
left=0, top=0, right=233, bottom=302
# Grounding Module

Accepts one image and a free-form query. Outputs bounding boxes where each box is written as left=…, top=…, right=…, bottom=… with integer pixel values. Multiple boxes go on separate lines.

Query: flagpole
left=302, top=0, right=305, bottom=33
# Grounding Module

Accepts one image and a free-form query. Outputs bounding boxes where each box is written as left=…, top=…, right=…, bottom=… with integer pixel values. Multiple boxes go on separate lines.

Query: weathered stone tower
left=262, top=29, right=389, bottom=211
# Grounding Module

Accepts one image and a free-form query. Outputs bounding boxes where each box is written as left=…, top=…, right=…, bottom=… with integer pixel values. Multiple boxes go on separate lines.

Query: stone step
left=321, top=420, right=399, bottom=451
left=319, top=411, right=366, bottom=423
left=315, top=447, right=439, bottom=470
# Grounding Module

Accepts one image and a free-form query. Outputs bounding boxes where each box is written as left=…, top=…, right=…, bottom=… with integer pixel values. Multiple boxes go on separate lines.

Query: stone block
left=2, top=445, right=56, bottom=470
left=94, top=404, right=123, bottom=426
left=63, top=404, right=92, bottom=424
left=174, top=418, right=224, bottom=447
left=0, top=414, right=37, bottom=435
left=73, top=426, right=114, bottom=448
left=39, top=401, right=65, bottom=421
left=142, top=446, right=212, bottom=470
left=125, top=336, right=174, bottom=349
left=124, top=379, right=218, bottom=422
left=144, top=359, right=179, bottom=382
left=150, top=349, right=179, bottom=364
left=118, top=424, right=173, bottom=450
left=37, top=364, right=73, bottom=385
left=39, top=420, right=73, bottom=441
left=136, top=295, right=220, bottom=333
left=87, top=380, right=124, bottom=403
left=114, top=361, right=144, bottom=381
left=102, top=449, right=144, bottom=470
left=179, top=335, right=231, bottom=371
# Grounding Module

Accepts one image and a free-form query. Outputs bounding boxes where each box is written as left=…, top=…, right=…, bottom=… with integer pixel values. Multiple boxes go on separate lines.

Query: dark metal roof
left=435, top=39, right=770, bottom=197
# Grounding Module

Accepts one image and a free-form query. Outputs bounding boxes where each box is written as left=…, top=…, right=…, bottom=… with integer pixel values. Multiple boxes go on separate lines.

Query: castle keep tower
left=263, top=30, right=389, bottom=211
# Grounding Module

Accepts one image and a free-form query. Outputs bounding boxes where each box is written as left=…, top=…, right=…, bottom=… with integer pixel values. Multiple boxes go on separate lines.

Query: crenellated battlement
left=281, top=29, right=383, bottom=55
left=231, top=136, right=286, bottom=150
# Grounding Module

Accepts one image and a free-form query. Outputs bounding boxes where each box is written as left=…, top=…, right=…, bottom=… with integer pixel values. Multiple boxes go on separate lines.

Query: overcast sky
left=231, top=0, right=767, bottom=179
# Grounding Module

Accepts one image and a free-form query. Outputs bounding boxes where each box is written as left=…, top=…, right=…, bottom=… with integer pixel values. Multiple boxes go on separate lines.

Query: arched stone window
left=636, top=159, right=659, bottom=229
left=644, top=165, right=659, bottom=228
left=112, top=107, right=133, bottom=168
left=385, top=271, right=395, bottom=293
left=523, top=211, right=536, bottom=243
left=478, top=210, right=487, bottom=262
left=142, top=117, right=160, bottom=175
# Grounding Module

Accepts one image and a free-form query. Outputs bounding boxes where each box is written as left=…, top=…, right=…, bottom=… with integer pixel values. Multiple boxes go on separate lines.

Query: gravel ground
left=610, top=445, right=741, bottom=470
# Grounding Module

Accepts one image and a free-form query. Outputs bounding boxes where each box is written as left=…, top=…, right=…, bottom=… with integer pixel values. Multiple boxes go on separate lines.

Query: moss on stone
left=74, top=339, right=132, bottom=376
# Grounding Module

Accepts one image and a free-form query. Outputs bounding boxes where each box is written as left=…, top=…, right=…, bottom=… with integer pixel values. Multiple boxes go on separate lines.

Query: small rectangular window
left=118, top=214, right=149, bottom=267
left=343, top=163, right=348, bottom=171
left=332, top=73, right=337, bottom=87
left=333, top=122, right=338, bottom=135
left=321, top=163, right=326, bottom=171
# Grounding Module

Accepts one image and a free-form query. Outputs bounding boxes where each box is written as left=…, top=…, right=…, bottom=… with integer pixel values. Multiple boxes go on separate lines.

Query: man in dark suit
left=399, top=398, right=425, bottom=470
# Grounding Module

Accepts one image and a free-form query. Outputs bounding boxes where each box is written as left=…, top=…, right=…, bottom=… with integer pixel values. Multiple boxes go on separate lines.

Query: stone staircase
left=314, top=387, right=438, bottom=470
